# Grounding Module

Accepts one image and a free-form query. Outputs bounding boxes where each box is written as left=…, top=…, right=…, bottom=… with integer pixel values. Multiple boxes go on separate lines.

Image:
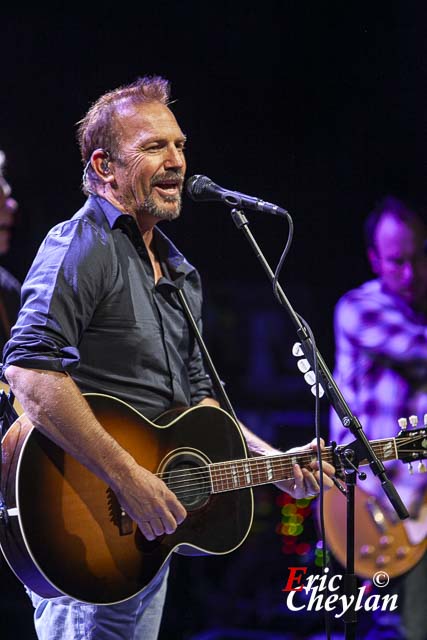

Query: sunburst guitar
left=319, top=473, right=427, bottom=579
left=0, top=393, right=426, bottom=604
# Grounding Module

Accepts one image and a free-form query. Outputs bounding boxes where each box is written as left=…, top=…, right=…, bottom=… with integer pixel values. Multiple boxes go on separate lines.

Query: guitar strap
left=176, top=288, right=239, bottom=424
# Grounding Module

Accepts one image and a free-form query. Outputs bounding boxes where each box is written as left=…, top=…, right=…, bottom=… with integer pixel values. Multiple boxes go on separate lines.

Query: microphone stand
left=229, top=208, right=409, bottom=640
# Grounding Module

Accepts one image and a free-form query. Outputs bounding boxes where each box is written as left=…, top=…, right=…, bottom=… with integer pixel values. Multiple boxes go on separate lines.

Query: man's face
left=111, top=101, right=186, bottom=223
left=368, top=213, right=427, bottom=309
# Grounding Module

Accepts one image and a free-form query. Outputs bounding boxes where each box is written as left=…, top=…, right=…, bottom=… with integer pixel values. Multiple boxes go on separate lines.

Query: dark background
left=0, top=2, right=426, bottom=638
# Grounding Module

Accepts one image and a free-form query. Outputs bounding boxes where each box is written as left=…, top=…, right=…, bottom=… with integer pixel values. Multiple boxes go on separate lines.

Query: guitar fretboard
left=209, top=437, right=399, bottom=493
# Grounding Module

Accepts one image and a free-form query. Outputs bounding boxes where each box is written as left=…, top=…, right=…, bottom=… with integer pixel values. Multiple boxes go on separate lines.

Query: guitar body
left=320, top=484, right=427, bottom=579
left=0, top=380, right=24, bottom=415
left=0, top=395, right=253, bottom=604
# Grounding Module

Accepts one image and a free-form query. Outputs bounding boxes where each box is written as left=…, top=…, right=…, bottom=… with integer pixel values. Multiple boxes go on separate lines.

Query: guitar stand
left=0, top=387, right=18, bottom=526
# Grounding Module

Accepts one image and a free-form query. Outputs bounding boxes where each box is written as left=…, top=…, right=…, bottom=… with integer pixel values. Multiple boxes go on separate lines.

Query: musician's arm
left=241, top=424, right=335, bottom=498
left=196, top=396, right=335, bottom=498
left=4, top=365, right=187, bottom=540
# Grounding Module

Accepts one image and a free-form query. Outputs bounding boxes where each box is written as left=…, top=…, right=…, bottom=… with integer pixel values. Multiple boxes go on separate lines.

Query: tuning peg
left=418, top=461, right=426, bottom=473
left=398, top=418, right=408, bottom=430
left=409, top=415, right=418, bottom=428
left=292, top=342, right=304, bottom=357
left=408, top=463, right=414, bottom=474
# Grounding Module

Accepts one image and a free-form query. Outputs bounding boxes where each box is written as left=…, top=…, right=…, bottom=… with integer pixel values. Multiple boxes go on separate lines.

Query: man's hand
left=112, top=463, right=187, bottom=541
left=274, top=438, right=335, bottom=499
left=5, top=366, right=187, bottom=544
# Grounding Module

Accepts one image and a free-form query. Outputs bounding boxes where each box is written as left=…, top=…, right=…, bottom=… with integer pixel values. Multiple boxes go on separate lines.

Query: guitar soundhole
left=161, top=451, right=211, bottom=511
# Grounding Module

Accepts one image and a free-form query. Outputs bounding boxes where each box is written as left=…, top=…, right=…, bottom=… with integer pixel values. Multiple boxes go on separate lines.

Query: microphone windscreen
left=185, top=175, right=212, bottom=199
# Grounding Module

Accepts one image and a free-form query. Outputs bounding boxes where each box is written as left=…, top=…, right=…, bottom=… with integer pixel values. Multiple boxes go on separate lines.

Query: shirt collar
left=90, top=194, right=125, bottom=229
left=91, top=194, right=196, bottom=279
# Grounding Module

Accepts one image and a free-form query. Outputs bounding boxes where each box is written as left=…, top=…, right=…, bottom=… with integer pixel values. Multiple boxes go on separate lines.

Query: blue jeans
left=27, top=568, right=169, bottom=640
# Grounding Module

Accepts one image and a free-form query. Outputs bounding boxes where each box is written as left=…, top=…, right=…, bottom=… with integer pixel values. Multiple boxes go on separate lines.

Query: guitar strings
left=164, top=453, right=322, bottom=500
left=156, top=440, right=426, bottom=502
left=154, top=437, right=424, bottom=484
left=162, top=450, right=323, bottom=489
left=157, top=439, right=423, bottom=487
left=162, top=442, right=424, bottom=491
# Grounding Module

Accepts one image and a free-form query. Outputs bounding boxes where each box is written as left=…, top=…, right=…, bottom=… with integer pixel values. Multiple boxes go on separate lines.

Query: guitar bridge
left=107, top=488, right=134, bottom=536
left=118, top=509, right=133, bottom=536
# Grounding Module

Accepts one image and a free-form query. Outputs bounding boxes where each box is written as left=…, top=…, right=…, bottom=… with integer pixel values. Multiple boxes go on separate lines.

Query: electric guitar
left=0, top=393, right=426, bottom=605
left=319, top=470, right=427, bottom=579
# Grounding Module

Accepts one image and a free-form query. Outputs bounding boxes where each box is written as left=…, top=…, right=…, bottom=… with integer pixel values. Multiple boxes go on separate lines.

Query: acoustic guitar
left=0, top=381, right=23, bottom=415
left=0, top=393, right=426, bottom=604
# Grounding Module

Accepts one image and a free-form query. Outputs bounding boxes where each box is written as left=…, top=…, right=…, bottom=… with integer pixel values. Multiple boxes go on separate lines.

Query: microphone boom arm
left=229, top=206, right=409, bottom=521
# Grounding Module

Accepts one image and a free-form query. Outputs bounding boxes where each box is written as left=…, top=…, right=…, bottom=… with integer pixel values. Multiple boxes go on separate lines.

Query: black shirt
left=2, top=195, right=214, bottom=418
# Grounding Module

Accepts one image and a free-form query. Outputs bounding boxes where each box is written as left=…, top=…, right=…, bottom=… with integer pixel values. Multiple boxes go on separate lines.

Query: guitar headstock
left=396, top=414, right=427, bottom=470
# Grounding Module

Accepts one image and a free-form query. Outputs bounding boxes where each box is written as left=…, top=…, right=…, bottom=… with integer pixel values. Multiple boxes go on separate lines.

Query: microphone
left=185, top=175, right=288, bottom=217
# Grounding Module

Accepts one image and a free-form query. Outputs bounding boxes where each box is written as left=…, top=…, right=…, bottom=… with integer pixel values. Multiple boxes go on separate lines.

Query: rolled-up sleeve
left=2, top=218, right=112, bottom=376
